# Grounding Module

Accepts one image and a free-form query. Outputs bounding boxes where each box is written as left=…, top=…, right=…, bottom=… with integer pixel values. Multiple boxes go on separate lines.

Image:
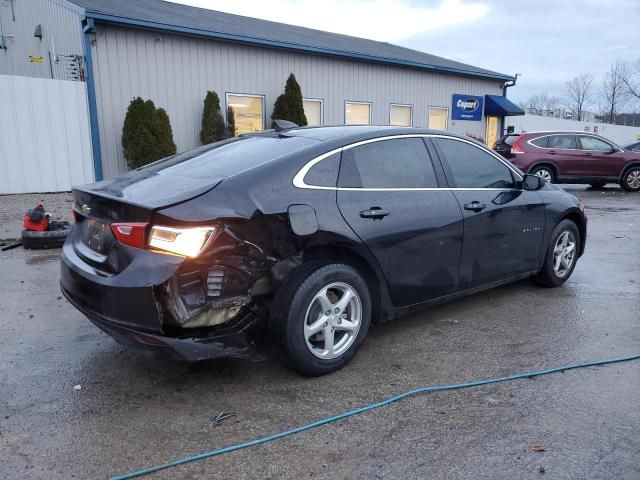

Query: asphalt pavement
left=0, top=186, right=639, bottom=480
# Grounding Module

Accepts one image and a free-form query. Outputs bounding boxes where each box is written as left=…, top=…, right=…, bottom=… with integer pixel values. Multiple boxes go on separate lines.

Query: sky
left=167, top=0, right=640, bottom=108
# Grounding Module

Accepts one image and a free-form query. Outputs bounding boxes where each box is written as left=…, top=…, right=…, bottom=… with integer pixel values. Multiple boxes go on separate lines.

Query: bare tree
left=522, top=92, right=561, bottom=116
left=600, top=60, right=630, bottom=124
left=622, top=59, right=640, bottom=100
left=564, top=73, right=593, bottom=121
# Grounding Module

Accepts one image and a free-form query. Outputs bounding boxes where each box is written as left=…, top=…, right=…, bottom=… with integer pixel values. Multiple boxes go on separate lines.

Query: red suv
left=495, top=131, right=640, bottom=191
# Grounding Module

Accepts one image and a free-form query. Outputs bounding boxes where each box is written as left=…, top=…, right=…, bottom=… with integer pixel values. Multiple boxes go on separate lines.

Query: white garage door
left=0, top=74, right=95, bottom=194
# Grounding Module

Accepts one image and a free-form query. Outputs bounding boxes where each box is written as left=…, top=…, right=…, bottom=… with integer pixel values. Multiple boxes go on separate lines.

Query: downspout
left=501, top=73, right=520, bottom=136
left=82, top=17, right=103, bottom=181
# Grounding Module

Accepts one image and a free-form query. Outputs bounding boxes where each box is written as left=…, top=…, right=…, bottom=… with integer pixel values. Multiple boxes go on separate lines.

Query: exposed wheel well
left=560, top=211, right=586, bottom=256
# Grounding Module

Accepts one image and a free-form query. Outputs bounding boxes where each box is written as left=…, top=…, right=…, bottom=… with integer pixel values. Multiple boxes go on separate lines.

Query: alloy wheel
left=553, top=231, right=576, bottom=278
left=303, top=282, right=362, bottom=359
left=626, top=169, right=640, bottom=189
left=535, top=168, right=553, bottom=183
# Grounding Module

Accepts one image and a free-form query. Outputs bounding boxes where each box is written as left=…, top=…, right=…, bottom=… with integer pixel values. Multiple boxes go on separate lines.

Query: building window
left=345, top=101, right=372, bottom=125
left=303, top=99, right=323, bottom=126
left=389, top=104, right=412, bottom=126
left=226, top=94, right=265, bottom=136
left=428, top=107, right=448, bottom=130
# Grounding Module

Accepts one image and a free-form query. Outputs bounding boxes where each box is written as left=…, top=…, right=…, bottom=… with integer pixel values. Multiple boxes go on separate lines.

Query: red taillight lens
left=111, top=222, right=148, bottom=249
left=511, top=135, right=525, bottom=154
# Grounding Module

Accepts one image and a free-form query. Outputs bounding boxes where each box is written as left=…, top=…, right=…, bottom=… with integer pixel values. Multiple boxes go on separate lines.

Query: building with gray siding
left=1, top=0, right=524, bottom=191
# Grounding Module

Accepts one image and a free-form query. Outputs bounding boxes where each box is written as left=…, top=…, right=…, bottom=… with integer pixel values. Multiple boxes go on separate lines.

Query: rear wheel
left=531, top=165, right=555, bottom=183
left=620, top=167, right=640, bottom=192
left=270, top=262, right=371, bottom=376
left=535, top=220, right=580, bottom=287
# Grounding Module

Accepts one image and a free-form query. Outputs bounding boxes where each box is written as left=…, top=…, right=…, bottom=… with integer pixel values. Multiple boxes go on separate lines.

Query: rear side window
left=548, top=135, right=577, bottom=149
left=434, top=138, right=515, bottom=189
left=303, top=152, right=340, bottom=187
left=338, top=138, right=438, bottom=188
left=530, top=136, right=549, bottom=148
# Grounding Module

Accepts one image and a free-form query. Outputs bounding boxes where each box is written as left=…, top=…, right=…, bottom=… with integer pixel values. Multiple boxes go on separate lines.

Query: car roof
left=248, top=125, right=470, bottom=144
left=521, top=130, right=604, bottom=136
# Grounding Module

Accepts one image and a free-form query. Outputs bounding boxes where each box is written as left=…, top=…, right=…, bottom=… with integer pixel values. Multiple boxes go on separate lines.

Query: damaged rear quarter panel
left=153, top=149, right=393, bottom=329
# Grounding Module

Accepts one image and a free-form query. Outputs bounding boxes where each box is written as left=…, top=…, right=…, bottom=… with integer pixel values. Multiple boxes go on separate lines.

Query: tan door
left=428, top=107, right=448, bottom=130
left=485, top=116, right=499, bottom=148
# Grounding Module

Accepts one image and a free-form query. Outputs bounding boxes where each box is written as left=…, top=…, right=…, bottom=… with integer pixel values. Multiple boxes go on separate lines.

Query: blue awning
left=484, top=95, right=525, bottom=116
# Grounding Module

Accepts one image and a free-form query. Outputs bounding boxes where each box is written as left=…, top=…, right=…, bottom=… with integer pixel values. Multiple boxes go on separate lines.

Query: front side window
left=339, top=138, right=437, bottom=188
left=579, top=136, right=613, bottom=152
left=390, top=104, right=412, bottom=126
left=548, top=135, right=577, bottom=150
left=303, top=99, right=322, bottom=126
left=345, top=102, right=371, bottom=125
left=227, top=94, right=264, bottom=136
left=434, top=138, right=515, bottom=189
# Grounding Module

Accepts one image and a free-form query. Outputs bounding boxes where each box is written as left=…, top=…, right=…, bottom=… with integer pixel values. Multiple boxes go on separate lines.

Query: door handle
left=583, top=152, right=592, bottom=156
left=359, top=207, right=390, bottom=219
left=548, top=150, right=556, bottom=154
left=464, top=201, right=487, bottom=212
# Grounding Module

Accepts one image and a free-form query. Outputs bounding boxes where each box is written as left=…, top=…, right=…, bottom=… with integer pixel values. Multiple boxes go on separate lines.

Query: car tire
left=21, top=226, right=70, bottom=249
left=535, top=219, right=580, bottom=288
left=620, top=166, right=640, bottom=192
left=530, top=165, right=555, bottom=183
left=270, top=261, right=372, bottom=376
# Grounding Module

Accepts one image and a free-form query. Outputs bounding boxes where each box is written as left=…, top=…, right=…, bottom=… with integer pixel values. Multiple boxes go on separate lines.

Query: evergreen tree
left=271, top=73, right=307, bottom=127
left=121, top=97, right=176, bottom=168
left=226, top=105, right=236, bottom=138
left=200, top=91, right=227, bottom=144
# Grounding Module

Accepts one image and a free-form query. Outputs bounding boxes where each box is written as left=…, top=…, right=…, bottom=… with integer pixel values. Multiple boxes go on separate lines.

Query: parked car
left=504, top=131, right=640, bottom=191
left=622, top=140, right=640, bottom=153
left=493, top=133, right=520, bottom=158
left=60, top=126, right=587, bottom=376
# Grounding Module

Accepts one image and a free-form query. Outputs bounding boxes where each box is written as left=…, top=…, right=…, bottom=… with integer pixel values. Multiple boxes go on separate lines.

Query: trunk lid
left=71, top=167, right=221, bottom=273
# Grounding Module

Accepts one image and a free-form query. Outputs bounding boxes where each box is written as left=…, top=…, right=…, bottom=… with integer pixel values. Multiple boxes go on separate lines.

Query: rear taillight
left=111, top=222, right=148, bottom=249
left=511, top=135, right=525, bottom=154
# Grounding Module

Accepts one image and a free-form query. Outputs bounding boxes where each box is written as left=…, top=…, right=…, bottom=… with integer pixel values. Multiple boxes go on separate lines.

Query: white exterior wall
left=0, top=74, right=94, bottom=194
left=505, top=114, right=640, bottom=146
left=90, top=24, right=505, bottom=178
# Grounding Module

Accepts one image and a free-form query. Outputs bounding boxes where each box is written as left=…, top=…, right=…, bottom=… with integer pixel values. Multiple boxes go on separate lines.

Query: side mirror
left=523, top=174, right=544, bottom=190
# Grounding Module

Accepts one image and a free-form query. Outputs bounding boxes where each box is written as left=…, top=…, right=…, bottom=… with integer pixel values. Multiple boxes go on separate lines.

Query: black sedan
left=60, top=126, right=587, bottom=376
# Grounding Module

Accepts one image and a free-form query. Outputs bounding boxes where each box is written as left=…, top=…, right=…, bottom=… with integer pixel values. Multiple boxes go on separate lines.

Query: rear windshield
left=139, top=135, right=318, bottom=180
left=503, top=135, right=519, bottom=146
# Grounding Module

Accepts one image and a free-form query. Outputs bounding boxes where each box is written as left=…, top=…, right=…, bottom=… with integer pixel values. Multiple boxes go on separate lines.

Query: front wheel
left=530, top=166, right=555, bottom=183
left=535, top=220, right=580, bottom=287
left=620, top=167, right=640, bottom=192
left=270, top=262, right=372, bottom=376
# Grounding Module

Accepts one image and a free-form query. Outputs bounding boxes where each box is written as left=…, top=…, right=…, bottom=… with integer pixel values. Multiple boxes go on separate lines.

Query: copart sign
left=451, top=94, right=483, bottom=121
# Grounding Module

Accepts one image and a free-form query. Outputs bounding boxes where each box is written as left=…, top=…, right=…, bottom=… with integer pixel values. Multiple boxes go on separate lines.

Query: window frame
left=293, top=134, right=522, bottom=191
left=389, top=103, right=413, bottom=127
left=428, top=106, right=449, bottom=130
left=344, top=100, right=372, bottom=125
left=302, top=97, right=324, bottom=126
left=225, top=92, right=266, bottom=135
